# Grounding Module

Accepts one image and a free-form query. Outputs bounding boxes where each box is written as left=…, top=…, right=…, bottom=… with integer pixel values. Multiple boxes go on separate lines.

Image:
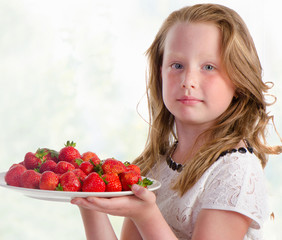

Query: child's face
left=161, top=22, right=235, bottom=129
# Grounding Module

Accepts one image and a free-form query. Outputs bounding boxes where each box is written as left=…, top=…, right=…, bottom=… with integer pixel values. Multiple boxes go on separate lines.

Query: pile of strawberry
left=4, top=141, right=152, bottom=192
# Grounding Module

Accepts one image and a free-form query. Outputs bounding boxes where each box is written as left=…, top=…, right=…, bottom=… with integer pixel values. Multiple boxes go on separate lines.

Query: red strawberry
left=5, top=164, right=27, bottom=187
left=102, top=158, right=127, bottom=175
left=82, top=172, right=106, bottom=192
left=71, top=159, right=82, bottom=169
left=89, top=156, right=101, bottom=166
left=119, top=170, right=142, bottom=191
left=81, top=151, right=100, bottom=163
left=57, top=171, right=81, bottom=192
left=58, top=141, right=81, bottom=167
left=39, top=160, right=57, bottom=173
left=20, top=170, right=41, bottom=189
left=72, top=169, right=87, bottom=182
left=9, top=163, right=24, bottom=170
left=54, top=161, right=75, bottom=175
left=24, top=152, right=43, bottom=170
left=124, top=162, right=141, bottom=175
left=102, top=173, right=122, bottom=192
left=39, top=171, right=59, bottom=190
left=79, top=161, right=94, bottom=175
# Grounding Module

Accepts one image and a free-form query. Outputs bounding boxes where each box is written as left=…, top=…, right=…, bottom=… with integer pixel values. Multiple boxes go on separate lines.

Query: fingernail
left=131, top=184, right=140, bottom=192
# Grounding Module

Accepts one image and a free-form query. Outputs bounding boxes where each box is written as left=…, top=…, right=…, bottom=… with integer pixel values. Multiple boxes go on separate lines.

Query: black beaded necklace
left=166, top=141, right=184, bottom=172
left=166, top=140, right=254, bottom=172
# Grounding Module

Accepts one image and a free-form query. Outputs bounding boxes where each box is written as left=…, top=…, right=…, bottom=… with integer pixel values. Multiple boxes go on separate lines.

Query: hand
left=71, top=184, right=157, bottom=220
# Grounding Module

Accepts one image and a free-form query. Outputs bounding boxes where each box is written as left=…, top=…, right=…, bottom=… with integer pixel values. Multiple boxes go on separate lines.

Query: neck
left=172, top=121, right=211, bottom=164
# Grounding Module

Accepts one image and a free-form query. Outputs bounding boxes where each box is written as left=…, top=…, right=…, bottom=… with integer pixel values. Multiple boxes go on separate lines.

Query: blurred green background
left=0, top=0, right=281, bottom=239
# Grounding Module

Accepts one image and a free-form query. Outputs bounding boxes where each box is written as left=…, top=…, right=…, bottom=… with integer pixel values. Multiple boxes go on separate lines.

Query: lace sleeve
left=201, top=153, right=269, bottom=229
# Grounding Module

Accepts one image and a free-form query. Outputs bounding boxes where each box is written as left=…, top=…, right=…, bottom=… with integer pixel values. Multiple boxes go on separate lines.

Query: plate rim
left=0, top=171, right=161, bottom=201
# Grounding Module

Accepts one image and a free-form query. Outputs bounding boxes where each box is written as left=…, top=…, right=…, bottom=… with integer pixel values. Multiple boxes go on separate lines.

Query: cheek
left=162, top=80, right=170, bottom=104
left=203, top=79, right=235, bottom=109
left=162, top=78, right=176, bottom=107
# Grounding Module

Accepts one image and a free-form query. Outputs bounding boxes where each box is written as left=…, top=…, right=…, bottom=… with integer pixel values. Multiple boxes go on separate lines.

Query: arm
left=72, top=200, right=118, bottom=240
left=113, top=185, right=178, bottom=240
left=120, top=217, right=142, bottom=240
left=72, top=184, right=178, bottom=240
left=192, top=209, right=252, bottom=240
left=130, top=202, right=177, bottom=240
left=128, top=185, right=177, bottom=239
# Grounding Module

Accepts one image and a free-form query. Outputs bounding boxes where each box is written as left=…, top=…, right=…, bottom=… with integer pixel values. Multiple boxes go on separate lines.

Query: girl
left=72, top=4, right=282, bottom=240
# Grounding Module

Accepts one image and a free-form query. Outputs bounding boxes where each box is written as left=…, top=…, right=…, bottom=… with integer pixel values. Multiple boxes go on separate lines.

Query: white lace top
left=147, top=150, right=269, bottom=240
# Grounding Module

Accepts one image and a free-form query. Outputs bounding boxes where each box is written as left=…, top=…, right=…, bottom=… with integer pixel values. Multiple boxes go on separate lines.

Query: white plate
left=0, top=172, right=161, bottom=202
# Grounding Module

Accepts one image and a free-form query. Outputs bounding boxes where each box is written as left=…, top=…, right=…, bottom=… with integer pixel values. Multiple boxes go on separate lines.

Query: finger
left=131, top=184, right=156, bottom=203
left=71, top=197, right=100, bottom=210
left=84, top=196, right=134, bottom=216
left=71, top=197, right=85, bottom=205
left=86, top=196, right=132, bottom=210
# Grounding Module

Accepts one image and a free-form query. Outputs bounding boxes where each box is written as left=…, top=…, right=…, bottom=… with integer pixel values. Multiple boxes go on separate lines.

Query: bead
left=171, top=162, right=177, bottom=170
left=247, top=147, right=253, bottom=153
left=216, top=146, right=253, bottom=161
left=166, top=155, right=184, bottom=172
left=220, top=151, right=227, bottom=157
left=238, top=147, right=247, bottom=153
left=177, top=165, right=183, bottom=172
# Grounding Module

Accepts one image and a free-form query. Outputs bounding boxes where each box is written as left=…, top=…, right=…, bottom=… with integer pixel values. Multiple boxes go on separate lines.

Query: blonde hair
left=134, top=4, right=282, bottom=196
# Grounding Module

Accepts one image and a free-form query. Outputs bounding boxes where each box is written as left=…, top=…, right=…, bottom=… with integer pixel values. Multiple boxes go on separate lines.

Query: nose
left=181, top=70, right=196, bottom=89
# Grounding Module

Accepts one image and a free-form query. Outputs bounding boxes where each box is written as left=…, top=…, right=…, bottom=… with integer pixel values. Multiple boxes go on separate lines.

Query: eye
left=171, top=63, right=183, bottom=70
left=203, top=64, right=214, bottom=71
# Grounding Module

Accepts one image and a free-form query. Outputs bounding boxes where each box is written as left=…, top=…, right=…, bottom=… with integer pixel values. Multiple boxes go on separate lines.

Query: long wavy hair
left=133, top=4, right=282, bottom=196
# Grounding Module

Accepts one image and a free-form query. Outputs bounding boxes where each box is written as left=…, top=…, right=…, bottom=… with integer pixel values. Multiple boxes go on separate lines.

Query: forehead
left=163, top=22, right=222, bottom=57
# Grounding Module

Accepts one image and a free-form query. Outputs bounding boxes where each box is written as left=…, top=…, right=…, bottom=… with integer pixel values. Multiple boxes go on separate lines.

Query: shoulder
left=204, top=149, right=266, bottom=196
left=201, top=150, right=269, bottom=229
left=212, top=149, right=264, bottom=178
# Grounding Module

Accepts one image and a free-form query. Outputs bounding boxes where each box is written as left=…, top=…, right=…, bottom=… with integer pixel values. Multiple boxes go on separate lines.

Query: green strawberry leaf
left=35, top=148, right=49, bottom=160
left=56, top=184, right=63, bottom=191
left=93, top=163, right=103, bottom=176
left=49, top=149, right=59, bottom=158
left=89, top=159, right=95, bottom=166
left=138, top=178, right=153, bottom=187
left=65, top=141, right=76, bottom=147
left=75, top=159, right=83, bottom=166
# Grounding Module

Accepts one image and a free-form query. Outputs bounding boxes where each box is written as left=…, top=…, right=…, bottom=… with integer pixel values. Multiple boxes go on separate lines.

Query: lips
left=177, top=96, right=203, bottom=105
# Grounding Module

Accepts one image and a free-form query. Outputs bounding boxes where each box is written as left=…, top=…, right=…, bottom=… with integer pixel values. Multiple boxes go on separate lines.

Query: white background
left=0, top=0, right=281, bottom=239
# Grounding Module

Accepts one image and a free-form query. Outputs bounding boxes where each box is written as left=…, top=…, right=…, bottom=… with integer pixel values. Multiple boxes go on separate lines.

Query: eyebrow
left=163, top=51, right=220, bottom=63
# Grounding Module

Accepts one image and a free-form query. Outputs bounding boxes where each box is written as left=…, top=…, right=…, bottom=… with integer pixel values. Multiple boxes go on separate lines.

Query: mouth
left=177, top=96, right=203, bottom=105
